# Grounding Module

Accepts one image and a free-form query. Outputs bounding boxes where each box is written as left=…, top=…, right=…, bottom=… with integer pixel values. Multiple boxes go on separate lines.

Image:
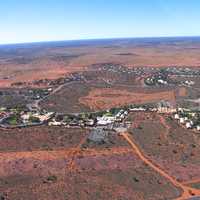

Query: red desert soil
left=0, top=146, right=181, bottom=200
left=178, top=87, right=188, bottom=97
left=121, top=132, right=200, bottom=200
left=2, top=39, right=200, bottom=88
left=0, top=147, right=135, bottom=177
left=0, top=58, right=87, bottom=88
left=80, top=88, right=176, bottom=110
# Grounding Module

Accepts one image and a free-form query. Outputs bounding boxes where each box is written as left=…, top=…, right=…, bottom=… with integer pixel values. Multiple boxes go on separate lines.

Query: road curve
left=120, top=132, right=200, bottom=200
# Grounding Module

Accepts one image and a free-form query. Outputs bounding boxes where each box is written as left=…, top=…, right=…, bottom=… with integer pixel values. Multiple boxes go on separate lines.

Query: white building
left=129, top=107, right=146, bottom=112
left=186, top=122, right=192, bottom=129
left=157, top=79, right=167, bottom=84
left=174, top=114, right=180, bottom=120
left=150, top=108, right=158, bottom=112
left=158, top=107, right=177, bottom=114
left=190, top=120, right=194, bottom=126
left=97, top=116, right=114, bottom=126
left=180, top=118, right=185, bottom=124
left=21, top=113, right=30, bottom=121
left=48, top=88, right=53, bottom=92
left=33, top=112, right=54, bottom=122
left=48, top=121, right=62, bottom=126
left=124, top=111, right=128, bottom=115
left=85, top=119, right=95, bottom=126
left=196, top=125, right=200, bottom=131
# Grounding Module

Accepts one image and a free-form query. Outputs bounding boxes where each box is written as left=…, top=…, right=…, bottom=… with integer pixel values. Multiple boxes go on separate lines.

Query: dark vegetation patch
left=40, top=82, right=92, bottom=113
left=0, top=126, right=88, bottom=152
left=0, top=163, right=181, bottom=200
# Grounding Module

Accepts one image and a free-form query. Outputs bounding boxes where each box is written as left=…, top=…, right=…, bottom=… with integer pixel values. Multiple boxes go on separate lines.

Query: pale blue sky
left=0, top=0, right=200, bottom=44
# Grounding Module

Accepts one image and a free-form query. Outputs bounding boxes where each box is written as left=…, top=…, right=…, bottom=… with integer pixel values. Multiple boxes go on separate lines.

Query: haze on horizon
left=0, top=0, right=200, bottom=44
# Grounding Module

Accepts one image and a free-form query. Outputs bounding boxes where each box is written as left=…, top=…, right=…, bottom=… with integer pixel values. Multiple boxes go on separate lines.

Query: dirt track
left=121, top=132, right=200, bottom=200
left=0, top=147, right=135, bottom=176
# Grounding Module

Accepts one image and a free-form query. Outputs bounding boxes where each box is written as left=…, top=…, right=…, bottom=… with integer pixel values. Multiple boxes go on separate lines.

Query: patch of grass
left=7, top=116, right=18, bottom=125
left=43, top=175, right=57, bottom=184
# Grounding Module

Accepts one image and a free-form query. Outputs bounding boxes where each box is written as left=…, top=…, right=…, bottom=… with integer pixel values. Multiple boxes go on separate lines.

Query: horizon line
left=1, top=35, right=200, bottom=46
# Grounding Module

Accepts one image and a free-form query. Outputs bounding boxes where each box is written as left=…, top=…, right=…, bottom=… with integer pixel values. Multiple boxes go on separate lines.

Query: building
left=157, top=79, right=167, bottom=84
left=180, top=118, right=185, bottom=124
left=32, top=112, right=54, bottom=122
left=21, top=113, right=31, bottom=122
left=174, top=114, right=180, bottom=119
left=85, top=119, right=95, bottom=126
left=48, top=121, right=62, bottom=126
left=158, top=107, right=177, bottom=114
left=186, top=122, right=192, bottom=129
left=157, top=101, right=177, bottom=114
left=196, top=125, right=200, bottom=131
left=129, top=107, right=146, bottom=112
left=97, top=117, right=113, bottom=126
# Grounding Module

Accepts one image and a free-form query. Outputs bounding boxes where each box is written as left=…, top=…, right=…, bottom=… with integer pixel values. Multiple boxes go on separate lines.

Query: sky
left=0, top=0, right=200, bottom=44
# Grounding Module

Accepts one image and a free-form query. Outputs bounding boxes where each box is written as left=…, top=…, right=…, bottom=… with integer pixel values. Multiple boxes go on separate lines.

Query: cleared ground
left=80, top=88, right=176, bottom=110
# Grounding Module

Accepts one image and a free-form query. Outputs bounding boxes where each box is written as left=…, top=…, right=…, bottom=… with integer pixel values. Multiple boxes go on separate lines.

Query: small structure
left=48, top=121, right=62, bottom=126
left=69, top=119, right=79, bottom=126
left=150, top=108, right=158, bottom=112
left=157, top=79, right=167, bottom=85
left=196, top=125, right=200, bottom=131
left=184, top=80, right=195, bottom=86
left=85, top=119, right=95, bottom=126
left=129, top=107, right=146, bottom=112
left=0, top=107, right=7, bottom=111
left=97, top=115, right=115, bottom=126
left=21, top=113, right=31, bottom=123
left=157, top=101, right=177, bottom=114
left=186, top=122, right=192, bottom=129
left=174, top=114, right=180, bottom=120
left=32, top=112, right=54, bottom=122
left=180, top=118, right=185, bottom=124
left=190, top=120, right=194, bottom=126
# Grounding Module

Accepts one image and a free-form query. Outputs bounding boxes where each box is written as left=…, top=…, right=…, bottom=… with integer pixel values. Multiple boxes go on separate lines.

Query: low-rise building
left=32, top=112, right=54, bottom=122
left=180, top=118, right=185, bottom=124
left=157, top=79, right=167, bottom=84
left=174, top=114, right=180, bottom=119
left=158, top=107, right=177, bottom=114
left=186, top=122, right=192, bottom=129
left=129, top=107, right=146, bottom=112
left=21, top=113, right=31, bottom=123
left=196, top=125, right=200, bottom=131
left=85, top=119, right=95, bottom=126
left=97, top=118, right=112, bottom=126
left=48, top=121, right=62, bottom=126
